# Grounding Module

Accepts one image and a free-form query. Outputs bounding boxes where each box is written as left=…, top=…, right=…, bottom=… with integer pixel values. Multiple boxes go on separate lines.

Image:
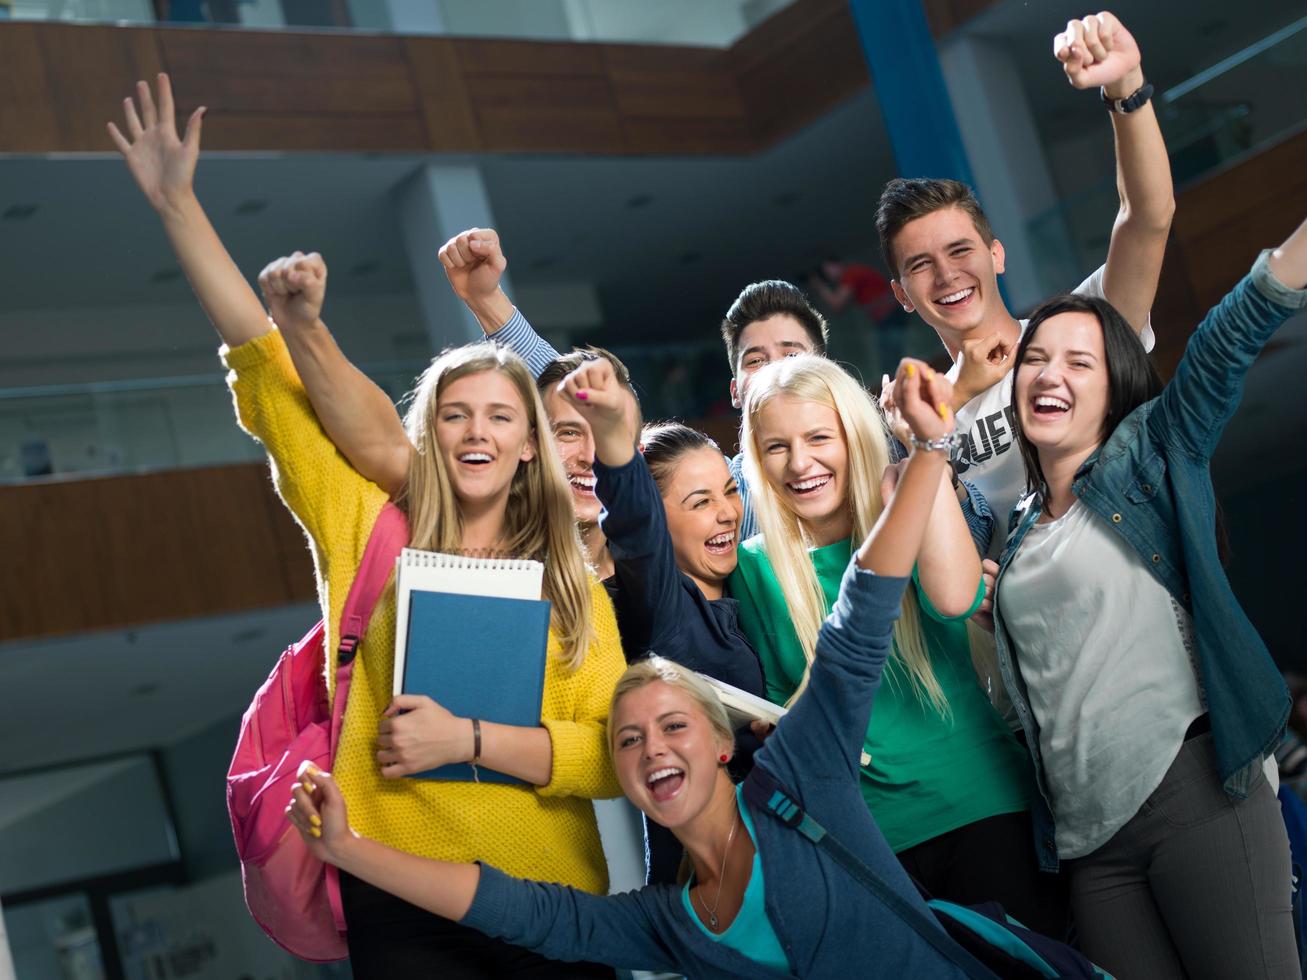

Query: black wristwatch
left=1101, top=82, right=1154, bottom=115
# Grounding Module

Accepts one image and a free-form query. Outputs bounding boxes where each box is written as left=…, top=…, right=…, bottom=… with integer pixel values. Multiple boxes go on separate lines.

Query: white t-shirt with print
left=945, top=266, right=1156, bottom=558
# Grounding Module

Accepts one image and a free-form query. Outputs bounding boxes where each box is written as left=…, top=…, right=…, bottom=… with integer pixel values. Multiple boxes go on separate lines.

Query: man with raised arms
left=879, top=12, right=1173, bottom=555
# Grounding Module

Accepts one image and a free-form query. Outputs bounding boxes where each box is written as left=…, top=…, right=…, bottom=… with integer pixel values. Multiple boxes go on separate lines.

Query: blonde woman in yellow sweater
left=110, top=75, right=624, bottom=978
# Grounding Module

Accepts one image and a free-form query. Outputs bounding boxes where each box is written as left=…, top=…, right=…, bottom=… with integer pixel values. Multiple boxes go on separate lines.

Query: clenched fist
left=258, top=251, right=327, bottom=334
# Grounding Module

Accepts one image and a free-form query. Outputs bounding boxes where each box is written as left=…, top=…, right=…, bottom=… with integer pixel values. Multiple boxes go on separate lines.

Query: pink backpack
left=226, top=502, right=408, bottom=962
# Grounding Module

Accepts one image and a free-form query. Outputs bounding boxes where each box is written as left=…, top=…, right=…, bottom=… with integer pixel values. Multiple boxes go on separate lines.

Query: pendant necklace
left=695, top=807, right=740, bottom=931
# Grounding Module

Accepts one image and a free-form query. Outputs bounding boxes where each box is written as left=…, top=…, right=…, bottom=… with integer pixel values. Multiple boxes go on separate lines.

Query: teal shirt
left=731, top=536, right=1031, bottom=852
left=681, top=785, right=790, bottom=973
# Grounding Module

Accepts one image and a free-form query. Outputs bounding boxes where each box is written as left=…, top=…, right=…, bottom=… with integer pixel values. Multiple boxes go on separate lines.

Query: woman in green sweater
left=730, top=354, right=1062, bottom=937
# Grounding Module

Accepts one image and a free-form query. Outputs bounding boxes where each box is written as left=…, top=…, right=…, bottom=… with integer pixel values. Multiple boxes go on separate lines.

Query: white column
left=938, top=35, right=1075, bottom=311
left=396, top=163, right=516, bottom=351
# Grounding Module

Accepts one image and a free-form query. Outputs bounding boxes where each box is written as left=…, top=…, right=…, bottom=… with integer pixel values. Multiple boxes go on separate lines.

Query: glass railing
left=0, top=346, right=744, bottom=484
left=0, top=364, right=423, bottom=484
left=1, top=0, right=797, bottom=46
left=1025, top=13, right=1307, bottom=300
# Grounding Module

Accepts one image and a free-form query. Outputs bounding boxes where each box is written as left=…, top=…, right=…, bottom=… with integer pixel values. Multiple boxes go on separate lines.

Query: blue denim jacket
left=992, top=251, right=1306, bottom=871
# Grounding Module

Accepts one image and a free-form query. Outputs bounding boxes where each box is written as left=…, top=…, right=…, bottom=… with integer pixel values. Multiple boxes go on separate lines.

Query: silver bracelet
left=908, top=431, right=961, bottom=455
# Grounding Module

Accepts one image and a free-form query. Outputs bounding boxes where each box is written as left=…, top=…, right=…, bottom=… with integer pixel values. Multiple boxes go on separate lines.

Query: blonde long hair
left=741, top=355, right=948, bottom=714
left=398, top=344, right=593, bottom=668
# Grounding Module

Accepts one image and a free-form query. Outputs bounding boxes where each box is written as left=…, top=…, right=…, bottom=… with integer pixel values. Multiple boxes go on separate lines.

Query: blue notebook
left=400, top=589, right=552, bottom=783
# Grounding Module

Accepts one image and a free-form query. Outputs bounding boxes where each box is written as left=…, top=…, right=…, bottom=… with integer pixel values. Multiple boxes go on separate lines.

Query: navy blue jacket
left=462, top=564, right=975, bottom=979
left=596, top=454, right=765, bottom=697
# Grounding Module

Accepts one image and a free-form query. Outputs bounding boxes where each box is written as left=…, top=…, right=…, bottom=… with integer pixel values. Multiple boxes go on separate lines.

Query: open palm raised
left=107, top=73, right=206, bottom=214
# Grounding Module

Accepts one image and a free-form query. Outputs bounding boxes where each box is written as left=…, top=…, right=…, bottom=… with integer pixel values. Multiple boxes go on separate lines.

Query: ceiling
left=0, top=84, right=894, bottom=357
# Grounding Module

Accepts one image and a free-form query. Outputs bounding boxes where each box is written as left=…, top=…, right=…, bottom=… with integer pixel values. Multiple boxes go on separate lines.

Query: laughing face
left=889, top=206, right=1006, bottom=345
left=611, top=680, right=731, bottom=829
left=1014, top=310, right=1111, bottom=464
left=754, top=393, right=851, bottom=546
left=434, top=370, right=536, bottom=513
left=542, top=387, right=601, bottom=525
left=659, top=446, right=742, bottom=598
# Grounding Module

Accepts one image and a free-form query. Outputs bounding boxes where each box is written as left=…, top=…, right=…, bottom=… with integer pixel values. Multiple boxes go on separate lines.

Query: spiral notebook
left=393, top=549, right=550, bottom=783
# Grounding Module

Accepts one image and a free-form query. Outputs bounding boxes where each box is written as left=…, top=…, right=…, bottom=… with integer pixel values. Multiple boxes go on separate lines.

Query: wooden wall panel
left=453, top=39, right=624, bottom=154
left=1171, top=129, right=1307, bottom=312
left=732, top=0, right=868, bottom=146
left=0, top=23, right=163, bottom=153
left=0, top=463, right=316, bottom=643
left=604, top=43, right=753, bottom=155
left=404, top=37, right=482, bottom=152
left=0, top=24, right=62, bottom=152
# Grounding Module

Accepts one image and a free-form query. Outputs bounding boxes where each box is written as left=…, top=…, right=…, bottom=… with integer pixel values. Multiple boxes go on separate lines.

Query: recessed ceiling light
left=625, top=194, right=653, bottom=209
left=151, top=268, right=182, bottom=283
left=234, top=199, right=268, bottom=215
left=3, top=204, right=38, bottom=221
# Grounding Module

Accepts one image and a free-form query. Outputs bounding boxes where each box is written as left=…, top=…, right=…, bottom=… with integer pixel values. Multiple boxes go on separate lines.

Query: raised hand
left=557, top=357, right=639, bottom=465
left=108, top=73, right=205, bottom=215
left=953, top=331, right=1012, bottom=408
left=878, top=373, right=912, bottom=446
left=258, top=252, right=327, bottom=334
left=1054, top=12, right=1143, bottom=97
left=438, top=228, right=507, bottom=306
left=376, top=695, right=473, bottom=779
left=287, top=762, right=352, bottom=862
left=894, top=358, right=955, bottom=444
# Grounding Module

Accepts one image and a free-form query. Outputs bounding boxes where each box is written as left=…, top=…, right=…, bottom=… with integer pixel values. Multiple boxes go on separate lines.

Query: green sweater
left=730, top=537, right=1031, bottom=852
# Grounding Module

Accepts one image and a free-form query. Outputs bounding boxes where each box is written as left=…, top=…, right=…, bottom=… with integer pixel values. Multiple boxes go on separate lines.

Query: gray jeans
left=1068, top=734, right=1299, bottom=980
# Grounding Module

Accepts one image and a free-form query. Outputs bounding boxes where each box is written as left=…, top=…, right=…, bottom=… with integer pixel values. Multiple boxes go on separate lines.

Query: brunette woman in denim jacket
left=988, top=217, right=1307, bottom=979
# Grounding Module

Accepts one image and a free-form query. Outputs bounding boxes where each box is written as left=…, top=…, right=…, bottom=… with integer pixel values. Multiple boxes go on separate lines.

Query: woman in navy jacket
left=555, top=355, right=768, bottom=884
left=288, top=358, right=978, bottom=980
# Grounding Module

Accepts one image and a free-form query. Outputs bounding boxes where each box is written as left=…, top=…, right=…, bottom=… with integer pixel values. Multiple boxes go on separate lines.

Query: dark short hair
left=639, top=422, right=723, bottom=497
left=719, top=280, right=828, bottom=373
left=537, top=345, right=640, bottom=409
left=875, top=178, right=995, bottom=275
left=1012, top=293, right=1162, bottom=499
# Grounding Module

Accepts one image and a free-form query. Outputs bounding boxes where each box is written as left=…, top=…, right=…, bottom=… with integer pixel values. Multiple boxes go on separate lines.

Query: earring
left=719, top=754, right=730, bottom=764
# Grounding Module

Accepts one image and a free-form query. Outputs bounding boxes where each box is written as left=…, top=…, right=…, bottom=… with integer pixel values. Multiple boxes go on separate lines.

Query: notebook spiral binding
left=399, top=548, right=540, bottom=571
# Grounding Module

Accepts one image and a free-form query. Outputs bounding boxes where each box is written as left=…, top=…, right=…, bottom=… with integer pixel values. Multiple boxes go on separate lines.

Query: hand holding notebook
left=391, top=549, right=551, bottom=783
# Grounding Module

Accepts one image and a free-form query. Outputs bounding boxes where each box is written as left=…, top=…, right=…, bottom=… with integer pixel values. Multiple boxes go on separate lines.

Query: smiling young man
left=877, top=12, right=1174, bottom=554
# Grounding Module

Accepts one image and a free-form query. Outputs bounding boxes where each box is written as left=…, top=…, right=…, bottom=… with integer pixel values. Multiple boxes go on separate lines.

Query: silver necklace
left=694, top=808, right=740, bottom=931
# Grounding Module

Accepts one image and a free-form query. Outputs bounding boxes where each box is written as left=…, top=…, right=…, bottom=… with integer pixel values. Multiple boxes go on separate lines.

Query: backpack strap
left=325, top=501, right=410, bottom=936
left=336, top=501, right=411, bottom=667
left=742, top=765, right=996, bottom=980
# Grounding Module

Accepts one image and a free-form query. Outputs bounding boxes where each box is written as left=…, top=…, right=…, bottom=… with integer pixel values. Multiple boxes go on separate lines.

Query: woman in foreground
left=992, top=214, right=1307, bottom=978
left=288, top=358, right=978, bottom=979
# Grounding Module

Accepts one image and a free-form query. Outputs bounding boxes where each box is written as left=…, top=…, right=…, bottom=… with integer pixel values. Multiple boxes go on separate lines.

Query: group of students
left=106, top=11, right=1307, bottom=978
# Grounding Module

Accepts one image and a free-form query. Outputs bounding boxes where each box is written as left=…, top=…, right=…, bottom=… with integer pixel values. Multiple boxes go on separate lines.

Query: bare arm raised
left=111, top=74, right=414, bottom=496
left=256, top=254, right=412, bottom=497
left=1055, top=12, right=1174, bottom=334
left=109, top=74, right=268, bottom=348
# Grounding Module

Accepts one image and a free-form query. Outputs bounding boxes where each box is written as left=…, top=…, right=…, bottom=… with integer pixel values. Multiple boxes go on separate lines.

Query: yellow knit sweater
left=224, top=329, right=625, bottom=894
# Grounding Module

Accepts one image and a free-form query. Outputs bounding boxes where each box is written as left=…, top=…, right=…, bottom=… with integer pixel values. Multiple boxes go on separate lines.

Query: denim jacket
left=992, top=250, right=1306, bottom=871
